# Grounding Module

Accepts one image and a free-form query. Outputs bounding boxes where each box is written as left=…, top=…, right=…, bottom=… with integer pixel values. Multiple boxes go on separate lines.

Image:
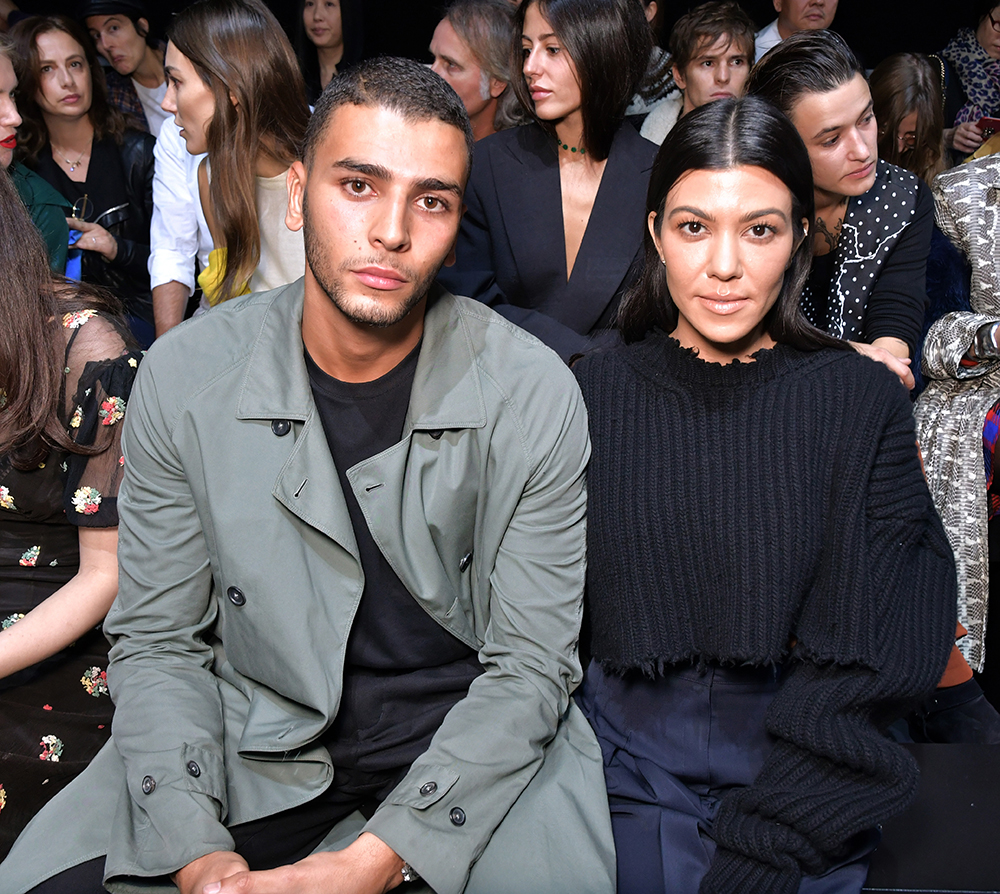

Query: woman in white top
left=162, top=0, right=309, bottom=307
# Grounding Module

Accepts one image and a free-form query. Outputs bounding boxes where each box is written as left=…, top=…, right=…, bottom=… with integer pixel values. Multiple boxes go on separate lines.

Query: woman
left=0, top=169, right=142, bottom=860
left=940, top=0, right=1000, bottom=156
left=574, top=96, right=956, bottom=894
left=747, top=30, right=933, bottom=390
left=435, top=0, right=656, bottom=361
left=870, top=53, right=948, bottom=186
left=163, top=0, right=309, bottom=308
left=0, top=33, right=71, bottom=273
left=11, top=15, right=155, bottom=347
left=296, top=0, right=362, bottom=107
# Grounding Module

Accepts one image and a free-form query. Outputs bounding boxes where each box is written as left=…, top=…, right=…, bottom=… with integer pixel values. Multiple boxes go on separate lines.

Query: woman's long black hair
left=616, top=96, right=849, bottom=352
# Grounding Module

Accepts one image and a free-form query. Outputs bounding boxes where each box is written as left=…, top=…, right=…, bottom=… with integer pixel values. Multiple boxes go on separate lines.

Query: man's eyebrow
left=415, top=177, right=464, bottom=197
left=332, top=159, right=463, bottom=197
left=811, top=101, right=874, bottom=141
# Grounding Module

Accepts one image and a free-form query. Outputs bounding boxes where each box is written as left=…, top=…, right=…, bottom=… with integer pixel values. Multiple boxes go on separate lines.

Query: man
left=429, top=0, right=520, bottom=141
left=754, top=0, right=838, bottom=62
left=640, top=1, right=756, bottom=144
left=82, top=0, right=170, bottom=136
left=0, top=57, right=613, bottom=894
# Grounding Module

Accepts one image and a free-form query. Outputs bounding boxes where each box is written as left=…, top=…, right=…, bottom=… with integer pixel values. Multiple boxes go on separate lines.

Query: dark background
left=11, top=0, right=980, bottom=73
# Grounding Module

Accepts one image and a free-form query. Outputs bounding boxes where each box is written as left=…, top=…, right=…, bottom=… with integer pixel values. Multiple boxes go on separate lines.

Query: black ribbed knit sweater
left=575, top=331, right=958, bottom=894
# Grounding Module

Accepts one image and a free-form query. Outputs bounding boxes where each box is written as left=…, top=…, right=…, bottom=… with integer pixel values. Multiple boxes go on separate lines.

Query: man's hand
left=174, top=851, right=251, bottom=894
left=197, top=834, right=405, bottom=894
left=851, top=338, right=915, bottom=390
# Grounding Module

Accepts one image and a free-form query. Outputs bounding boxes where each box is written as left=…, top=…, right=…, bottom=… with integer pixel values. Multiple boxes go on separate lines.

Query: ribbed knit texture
left=575, top=331, right=958, bottom=892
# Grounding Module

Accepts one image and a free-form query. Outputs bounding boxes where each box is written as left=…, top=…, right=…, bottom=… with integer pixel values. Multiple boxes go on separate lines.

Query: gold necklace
left=52, top=145, right=88, bottom=173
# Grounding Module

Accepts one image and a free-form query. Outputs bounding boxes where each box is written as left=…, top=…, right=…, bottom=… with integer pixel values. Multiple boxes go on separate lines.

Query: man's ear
left=672, top=63, right=686, bottom=92
left=773, top=0, right=783, bottom=13
left=488, top=76, right=506, bottom=100
left=286, top=161, right=307, bottom=232
left=136, top=17, right=150, bottom=38
left=644, top=1, right=657, bottom=24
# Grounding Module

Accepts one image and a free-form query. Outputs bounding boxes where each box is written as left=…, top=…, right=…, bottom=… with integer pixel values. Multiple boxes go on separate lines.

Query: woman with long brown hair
left=11, top=14, right=155, bottom=347
left=0, top=167, right=141, bottom=859
left=162, top=0, right=310, bottom=308
left=870, top=53, right=948, bottom=186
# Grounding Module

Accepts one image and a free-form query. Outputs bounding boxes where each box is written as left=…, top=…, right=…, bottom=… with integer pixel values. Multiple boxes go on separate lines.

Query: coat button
left=186, top=761, right=201, bottom=778
left=459, top=551, right=473, bottom=572
left=141, top=775, right=156, bottom=794
left=227, top=586, right=246, bottom=606
left=271, top=419, right=291, bottom=437
left=449, top=807, right=466, bottom=826
left=428, top=430, right=443, bottom=440
left=419, top=781, right=437, bottom=796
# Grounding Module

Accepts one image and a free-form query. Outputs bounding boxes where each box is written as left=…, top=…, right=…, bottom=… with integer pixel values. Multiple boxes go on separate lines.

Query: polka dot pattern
left=800, top=161, right=920, bottom=340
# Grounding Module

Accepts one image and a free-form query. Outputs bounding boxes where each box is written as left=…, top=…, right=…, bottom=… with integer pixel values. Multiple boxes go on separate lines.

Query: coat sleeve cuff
left=109, top=744, right=233, bottom=878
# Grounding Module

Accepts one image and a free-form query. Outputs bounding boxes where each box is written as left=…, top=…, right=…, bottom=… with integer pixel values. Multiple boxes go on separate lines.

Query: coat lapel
left=235, top=280, right=359, bottom=559
left=564, top=125, right=653, bottom=328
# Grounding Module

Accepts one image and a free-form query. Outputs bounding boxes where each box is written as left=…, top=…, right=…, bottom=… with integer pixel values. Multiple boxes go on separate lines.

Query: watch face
left=401, top=863, right=421, bottom=883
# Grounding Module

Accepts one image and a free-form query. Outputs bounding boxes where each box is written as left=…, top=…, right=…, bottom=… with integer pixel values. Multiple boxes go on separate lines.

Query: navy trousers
left=577, top=661, right=875, bottom=894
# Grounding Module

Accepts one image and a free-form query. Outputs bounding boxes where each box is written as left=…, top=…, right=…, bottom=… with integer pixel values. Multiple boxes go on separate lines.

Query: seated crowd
left=0, top=1, right=998, bottom=892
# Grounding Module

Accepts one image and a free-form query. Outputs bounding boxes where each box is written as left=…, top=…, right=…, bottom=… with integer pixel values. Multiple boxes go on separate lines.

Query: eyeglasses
left=989, top=9, right=1000, bottom=32
left=70, top=194, right=91, bottom=221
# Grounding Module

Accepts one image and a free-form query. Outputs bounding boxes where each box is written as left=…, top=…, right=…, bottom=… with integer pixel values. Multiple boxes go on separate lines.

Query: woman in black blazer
left=437, top=0, right=657, bottom=360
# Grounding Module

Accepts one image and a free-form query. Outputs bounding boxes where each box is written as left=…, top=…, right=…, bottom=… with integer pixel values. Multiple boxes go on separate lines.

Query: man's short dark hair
left=668, top=1, right=756, bottom=73
left=304, top=56, right=475, bottom=177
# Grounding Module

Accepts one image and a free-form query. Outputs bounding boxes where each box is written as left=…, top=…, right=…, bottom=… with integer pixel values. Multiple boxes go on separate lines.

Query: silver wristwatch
left=401, top=861, right=421, bottom=883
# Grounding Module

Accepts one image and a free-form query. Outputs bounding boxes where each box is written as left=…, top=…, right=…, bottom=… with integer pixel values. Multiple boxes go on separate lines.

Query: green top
left=10, top=162, right=71, bottom=274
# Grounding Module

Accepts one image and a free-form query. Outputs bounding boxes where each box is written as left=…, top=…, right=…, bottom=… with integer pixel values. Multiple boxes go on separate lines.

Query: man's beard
left=303, top=196, right=439, bottom=329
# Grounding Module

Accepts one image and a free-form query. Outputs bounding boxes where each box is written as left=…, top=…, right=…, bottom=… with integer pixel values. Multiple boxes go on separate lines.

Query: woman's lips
left=61, top=94, right=81, bottom=104
left=0, top=135, right=16, bottom=149
left=699, top=295, right=748, bottom=315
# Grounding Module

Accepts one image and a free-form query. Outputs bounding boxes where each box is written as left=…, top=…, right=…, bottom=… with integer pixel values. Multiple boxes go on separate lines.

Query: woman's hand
left=946, top=121, right=985, bottom=155
left=66, top=217, right=118, bottom=262
left=850, top=338, right=915, bottom=390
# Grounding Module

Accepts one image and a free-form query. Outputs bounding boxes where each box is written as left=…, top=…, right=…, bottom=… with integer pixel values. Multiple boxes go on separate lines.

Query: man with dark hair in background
left=0, top=55, right=614, bottom=894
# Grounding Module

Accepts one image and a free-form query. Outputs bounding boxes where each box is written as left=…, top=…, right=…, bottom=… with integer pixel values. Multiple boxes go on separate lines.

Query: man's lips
left=353, top=266, right=407, bottom=290
left=0, top=135, right=16, bottom=149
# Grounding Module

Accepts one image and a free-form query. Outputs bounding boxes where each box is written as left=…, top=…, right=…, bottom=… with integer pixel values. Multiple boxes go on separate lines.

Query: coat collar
left=236, top=278, right=487, bottom=432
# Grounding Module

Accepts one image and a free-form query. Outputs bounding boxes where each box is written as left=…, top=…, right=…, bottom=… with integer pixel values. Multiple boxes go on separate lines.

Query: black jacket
left=436, top=122, right=657, bottom=361
left=32, top=129, right=155, bottom=327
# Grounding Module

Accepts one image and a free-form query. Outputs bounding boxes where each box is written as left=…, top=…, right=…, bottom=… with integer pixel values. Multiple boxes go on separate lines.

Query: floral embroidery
left=69, top=407, right=83, bottom=429
left=99, top=396, right=125, bottom=426
left=0, top=783, right=5, bottom=813
left=0, top=486, right=15, bottom=511
left=49, top=558, right=58, bottom=566
left=62, top=309, right=96, bottom=329
left=37, top=462, right=45, bottom=469
left=60, top=461, right=67, bottom=472
left=80, top=666, right=109, bottom=697
left=19, top=545, right=40, bottom=566
left=128, top=357, right=138, bottom=368
left=119, top=455, right=124, bottom=466
left=72, top=486, right=102, bottom=515
left=39, top=735, right=63, bottom=762
left=1, top=613, right=24, bottom=629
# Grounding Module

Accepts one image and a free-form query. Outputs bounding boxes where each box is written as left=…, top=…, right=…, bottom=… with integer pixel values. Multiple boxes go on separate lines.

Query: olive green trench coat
left=0, top=281, right=615, bottom=894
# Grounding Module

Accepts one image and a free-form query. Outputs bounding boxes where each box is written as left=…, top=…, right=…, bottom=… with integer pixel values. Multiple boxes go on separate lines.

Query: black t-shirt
left=305, top=344, right=482, bottom=775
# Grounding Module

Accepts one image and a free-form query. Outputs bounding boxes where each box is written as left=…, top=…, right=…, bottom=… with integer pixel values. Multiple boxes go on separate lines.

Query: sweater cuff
left=699, top=847, right=801, bottom=894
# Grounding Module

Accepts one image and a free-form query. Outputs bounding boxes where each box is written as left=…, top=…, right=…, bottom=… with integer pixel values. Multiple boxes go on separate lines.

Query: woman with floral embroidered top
left=0, top=169, right=141, bottom=859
